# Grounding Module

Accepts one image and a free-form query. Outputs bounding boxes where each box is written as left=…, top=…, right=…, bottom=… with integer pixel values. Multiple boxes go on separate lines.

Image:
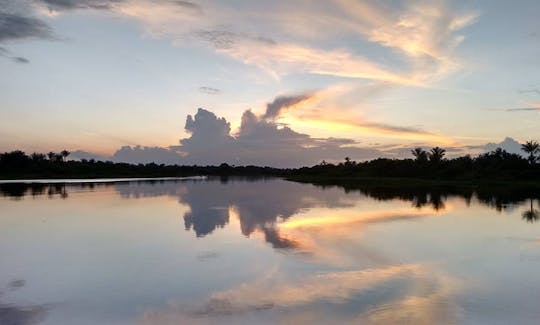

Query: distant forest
left=1, top=141, right=539, bottom=183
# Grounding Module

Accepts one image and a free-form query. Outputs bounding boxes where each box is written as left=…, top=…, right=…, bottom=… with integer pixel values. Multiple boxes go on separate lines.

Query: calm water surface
left=1, top=178, right=540, bottom=324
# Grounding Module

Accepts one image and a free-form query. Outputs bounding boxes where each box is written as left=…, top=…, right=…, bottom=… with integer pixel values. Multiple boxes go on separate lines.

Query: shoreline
left=0, top=176, right=207, bottom=184
left=286, top=175, right=540, bottom=190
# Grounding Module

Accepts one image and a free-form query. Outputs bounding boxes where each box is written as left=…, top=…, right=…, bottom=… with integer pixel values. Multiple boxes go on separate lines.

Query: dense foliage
left=294, top=146, right=540, bottom=181
left=1, top=142, right=539, bottom=181
left=0, top=150, right=283, bottom=179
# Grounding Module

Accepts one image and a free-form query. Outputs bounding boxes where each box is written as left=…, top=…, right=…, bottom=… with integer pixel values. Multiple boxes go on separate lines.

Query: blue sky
left=0, top=0, right=539, bottom=166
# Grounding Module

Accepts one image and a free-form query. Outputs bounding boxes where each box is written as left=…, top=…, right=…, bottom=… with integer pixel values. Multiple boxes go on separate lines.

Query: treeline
left=1, top=141, right=540, bottom=181
left=293, top=143, right=540, bottom=181
left=0, top=150, right=283, bottom=179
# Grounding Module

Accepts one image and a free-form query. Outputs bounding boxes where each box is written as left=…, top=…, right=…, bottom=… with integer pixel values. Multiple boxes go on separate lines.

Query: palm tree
left=522, top=199, right=539, bottom=223
left=521, top=140, right=539, bottom=165
left=47, top=151, right=56, bottom=161
left=411, top=147, right=428, bottom=163
left=60, top=150, right=70, bottom=162
left=428, top=147, right=446, bottom=163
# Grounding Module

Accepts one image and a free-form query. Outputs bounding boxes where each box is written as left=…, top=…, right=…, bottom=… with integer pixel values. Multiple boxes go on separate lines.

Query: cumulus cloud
left=99, top=107, right=383, bottom=167
left=483, top=137, right=524, bottom=156
left=69, top=150, right=109, bottom=161
left=111, top=145, right=183, bottom=164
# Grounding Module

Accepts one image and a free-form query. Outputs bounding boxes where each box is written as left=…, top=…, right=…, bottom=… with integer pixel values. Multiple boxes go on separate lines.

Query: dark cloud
left=7, top=279, right=26, bottom=290
left=487, top=106, right=539, bottom=112
left=0, top=46, right=30, bottom=63
left=518, top=88, right=540, bottom=95
left=0, top=303, right=49, bottom=325
left=0, top=12, right=53, bottom=42
left=194, top=29, right=277, bottom=50
left=172, top=1, right=203, bottom=13
left=12, top=56, right=29, bottom=63
left=198, top=86, right=220, bottom=95
left=262, top=92, right=313, bottom=120
left=36, top=0, right=123, bottom=10
left=195, top=30, right=236, bottom=49
left=506, top=107, right=539, bottom=112
left=253, top=35, right=276, bottom=45
left=363, top=121, right=433, bottom=134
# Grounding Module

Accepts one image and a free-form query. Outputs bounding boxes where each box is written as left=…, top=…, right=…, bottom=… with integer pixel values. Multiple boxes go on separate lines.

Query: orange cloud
left=264, top=85, right=456, bottom=145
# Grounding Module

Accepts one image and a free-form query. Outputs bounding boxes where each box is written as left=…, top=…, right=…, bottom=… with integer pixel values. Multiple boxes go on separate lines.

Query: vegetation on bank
left=0, top=150, right=282, bottom=179
left=0, top=141, right=539, bottom=182
left=291, top=143, right=540, bottom=182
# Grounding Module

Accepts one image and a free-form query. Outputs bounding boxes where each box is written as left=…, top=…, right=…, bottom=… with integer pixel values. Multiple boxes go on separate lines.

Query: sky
left=0, top=0, right=539, bottom=167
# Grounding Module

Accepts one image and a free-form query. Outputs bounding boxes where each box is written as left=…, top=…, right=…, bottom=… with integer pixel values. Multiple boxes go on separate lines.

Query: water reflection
left=0, top=280, right=50, bottom=325
left=522, top=199, right=540, bottom=223
left=0, top=183, right=69, bottom=199
left=2, top=178, right=540, bottom=324
left=2, top=179, right=540, bottom=246
left=2, top=178, right=540, bottom=258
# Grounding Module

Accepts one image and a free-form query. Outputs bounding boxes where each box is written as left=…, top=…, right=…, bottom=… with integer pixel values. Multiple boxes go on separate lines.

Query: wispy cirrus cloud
left=105, top=0, right=477, bottom=85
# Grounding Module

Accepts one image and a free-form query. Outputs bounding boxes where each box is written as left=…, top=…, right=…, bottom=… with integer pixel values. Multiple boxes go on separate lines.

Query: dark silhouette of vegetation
left=428, top=146, right=446, bottom=163
left=0, top=150, right=284, bottom=179
left=521, top=141, right=539, bottom=165
left=0, top=141, right=539, bottom=182
left=290, top=141, right=540, bottom=183
left=411, top=147, right=428, bottom=163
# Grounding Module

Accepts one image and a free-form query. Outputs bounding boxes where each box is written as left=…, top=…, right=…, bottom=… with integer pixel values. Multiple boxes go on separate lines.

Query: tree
left=61, top=150, right=70, bottom=162
left=521, top=140, right=539, bottom=165
left=0, top=151, right=29, bottom=168
left=411, top=147, right=428, bottom=163
left=428, top=147, right=446, bottom=163
left=30, top=152, right=46, bottom=162
left=47, top=152, right=56, bottom=161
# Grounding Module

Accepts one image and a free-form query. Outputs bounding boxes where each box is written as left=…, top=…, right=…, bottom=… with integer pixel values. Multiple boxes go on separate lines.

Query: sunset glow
left=1, top=0, right=539, bottom=166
